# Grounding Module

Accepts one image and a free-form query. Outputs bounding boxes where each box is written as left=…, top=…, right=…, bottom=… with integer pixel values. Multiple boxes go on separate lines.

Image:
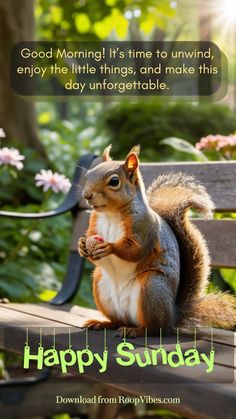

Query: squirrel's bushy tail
left=147, top=172, right=236, bottom=328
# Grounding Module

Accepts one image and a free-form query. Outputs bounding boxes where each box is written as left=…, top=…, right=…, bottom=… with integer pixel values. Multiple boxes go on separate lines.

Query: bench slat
left=194, top=220, right=236, bottom=268
left=1, top=303, right=234, bottom=347
left=139, top=161, right=236, bottom=212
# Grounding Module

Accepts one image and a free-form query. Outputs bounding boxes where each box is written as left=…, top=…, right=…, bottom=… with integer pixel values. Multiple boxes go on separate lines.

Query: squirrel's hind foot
left=84, top=319, right=120, bottom=330
left=115, top=326, right=145, bottom=339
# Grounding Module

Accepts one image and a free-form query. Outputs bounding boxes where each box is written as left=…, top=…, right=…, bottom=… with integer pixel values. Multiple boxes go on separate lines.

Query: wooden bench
left=0, top=155, right=236, bottom=419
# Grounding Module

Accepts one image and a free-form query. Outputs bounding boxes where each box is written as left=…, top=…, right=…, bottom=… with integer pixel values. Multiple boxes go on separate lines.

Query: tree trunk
left=0, top=0, right=47, bottom=158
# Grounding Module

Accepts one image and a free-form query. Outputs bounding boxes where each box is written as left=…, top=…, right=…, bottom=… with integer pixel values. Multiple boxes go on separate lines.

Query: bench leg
left=50, top=251, right=85, bottom=305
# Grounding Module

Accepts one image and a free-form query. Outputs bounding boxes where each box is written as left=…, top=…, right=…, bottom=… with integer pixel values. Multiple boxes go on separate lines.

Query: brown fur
left=110, top=213, right=144, bottom=262
left=147, top=172, right=236, bottom=328
left=137, top=272, right=149, bottom=327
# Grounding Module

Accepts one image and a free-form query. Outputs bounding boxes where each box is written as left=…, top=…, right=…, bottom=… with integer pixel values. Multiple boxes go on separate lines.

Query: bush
left=104, top=101, right=236, bottom=161
left=0, top=207, right=70, bottom=302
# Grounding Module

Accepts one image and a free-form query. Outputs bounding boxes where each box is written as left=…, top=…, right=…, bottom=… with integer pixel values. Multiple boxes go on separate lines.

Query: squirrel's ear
left=123, top=151, right=139, bottom=180
left=128, top=145, right=140, bottom=157
left=102, top=144, right=112, bottom=162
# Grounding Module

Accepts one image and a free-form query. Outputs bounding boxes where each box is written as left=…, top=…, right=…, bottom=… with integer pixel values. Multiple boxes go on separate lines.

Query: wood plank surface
left=140, top=161, right=236, bottom=212
left=0, top=302, right=106, bottom=328
left=0, top=303, right=235, bottom=419
left=0, top=309, right=234, bottom=382
left=193, top=219, right=236, bottom=268
left=1, top=303, right=235, bottom=345
left=0, top=303, right=234, bottom=369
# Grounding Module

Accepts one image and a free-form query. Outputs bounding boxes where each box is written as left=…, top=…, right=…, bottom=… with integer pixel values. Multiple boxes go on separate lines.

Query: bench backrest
left=71, top=160, right=236, bottom=269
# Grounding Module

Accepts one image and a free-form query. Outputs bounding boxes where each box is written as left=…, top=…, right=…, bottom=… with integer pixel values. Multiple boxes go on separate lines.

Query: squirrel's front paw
left=78, top=237, right=89, bottom=257
left=91, top=242, right=112, bottom=260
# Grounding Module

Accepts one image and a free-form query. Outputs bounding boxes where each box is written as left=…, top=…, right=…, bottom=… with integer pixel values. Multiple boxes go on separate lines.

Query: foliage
left=0, top=144, right=73, bottom=303
left=221, top=269, right=236, bottom=293
left=35, top=0, right=176, bottom=41
left=103, top=101, right=236, bottom=160
left=37, top=101, right=107, bottom=176
left=0, top=148, right=47, bottom=207
left=160, top=137, right=208, bottom=161
left=0, top=203, right=70, bottom=301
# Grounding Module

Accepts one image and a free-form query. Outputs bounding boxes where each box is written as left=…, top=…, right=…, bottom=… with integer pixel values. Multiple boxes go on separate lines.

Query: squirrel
left=78, top=145, right=236, bottom=337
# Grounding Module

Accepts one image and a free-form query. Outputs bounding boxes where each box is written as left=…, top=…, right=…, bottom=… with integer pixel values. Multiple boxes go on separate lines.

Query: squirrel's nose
left=83, top=191, right=93, bottom=200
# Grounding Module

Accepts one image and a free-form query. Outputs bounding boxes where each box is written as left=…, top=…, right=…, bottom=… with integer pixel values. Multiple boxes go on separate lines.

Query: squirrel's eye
left=107, top=176, right=120, bottom=188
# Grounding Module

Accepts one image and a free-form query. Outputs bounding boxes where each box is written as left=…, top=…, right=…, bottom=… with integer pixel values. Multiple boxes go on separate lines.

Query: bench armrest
left=0, top=192, right=78, bottom=219
left=0, top=154, right=97, bottom=219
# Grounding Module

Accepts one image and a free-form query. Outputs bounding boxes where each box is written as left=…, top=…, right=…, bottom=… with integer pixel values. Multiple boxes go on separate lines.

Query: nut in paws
left=92, top=242, right=112, bottom=259
left=86, top=235, right=104, bottom=255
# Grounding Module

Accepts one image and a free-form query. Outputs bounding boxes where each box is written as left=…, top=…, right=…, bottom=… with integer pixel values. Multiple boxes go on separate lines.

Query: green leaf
left=0, top=281, right=29, bottom=299
left=140, top=16, right=156, bottom=34
left=74, top=13, right=91, bottom=34
left=9, top=169, right=18, bottom=179
left=50, top=6, right=63, bottom=25
left=220, top=269, right=236, bottom=293
left=93, top=19, right=112, bottom=39
left=105, top=0, right=117, bottom=6
left=160, top=137, right=208, bottom=161
left=38, top=111, right=52, bottom=125
left=39, top=289, right=57, bottom=302
left=112, top=9, right=128, bottom=39
left=51, top=414, right=70, bottom=419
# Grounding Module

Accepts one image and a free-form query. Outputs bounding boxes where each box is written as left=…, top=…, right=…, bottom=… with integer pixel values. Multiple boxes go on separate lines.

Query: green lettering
left=77, top=349, right=93, bottom=373
left=151, top=348, right=168, bottom=365
left=135, top=349, right=151, bottom=367
left=116, top=342, right=135, bottom=366
left=185, top=348, right=200, bottom=367
left=94, top=350, right=108, bottom=373
left=167, top=344, right=185, bottom=368
left=59, top=349, right=76, bottom=373
left=23, top=345, right=44, bottom=370
left=44, top=349, right=60, bottom=367
left=201, top=349, right=215, bottom=373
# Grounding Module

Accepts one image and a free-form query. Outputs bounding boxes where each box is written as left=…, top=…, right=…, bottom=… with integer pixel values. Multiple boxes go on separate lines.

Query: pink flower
left=0, top=128, right=6, bottom=138
left=195, top=135, right=220, bottom=151
left=216, top=135, right=236, bottom=151
left=35, top=169, right=71, bottom=193
left=0, top=147, right=25, bottom=170
left=195, top=134, right=236, bottom=153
